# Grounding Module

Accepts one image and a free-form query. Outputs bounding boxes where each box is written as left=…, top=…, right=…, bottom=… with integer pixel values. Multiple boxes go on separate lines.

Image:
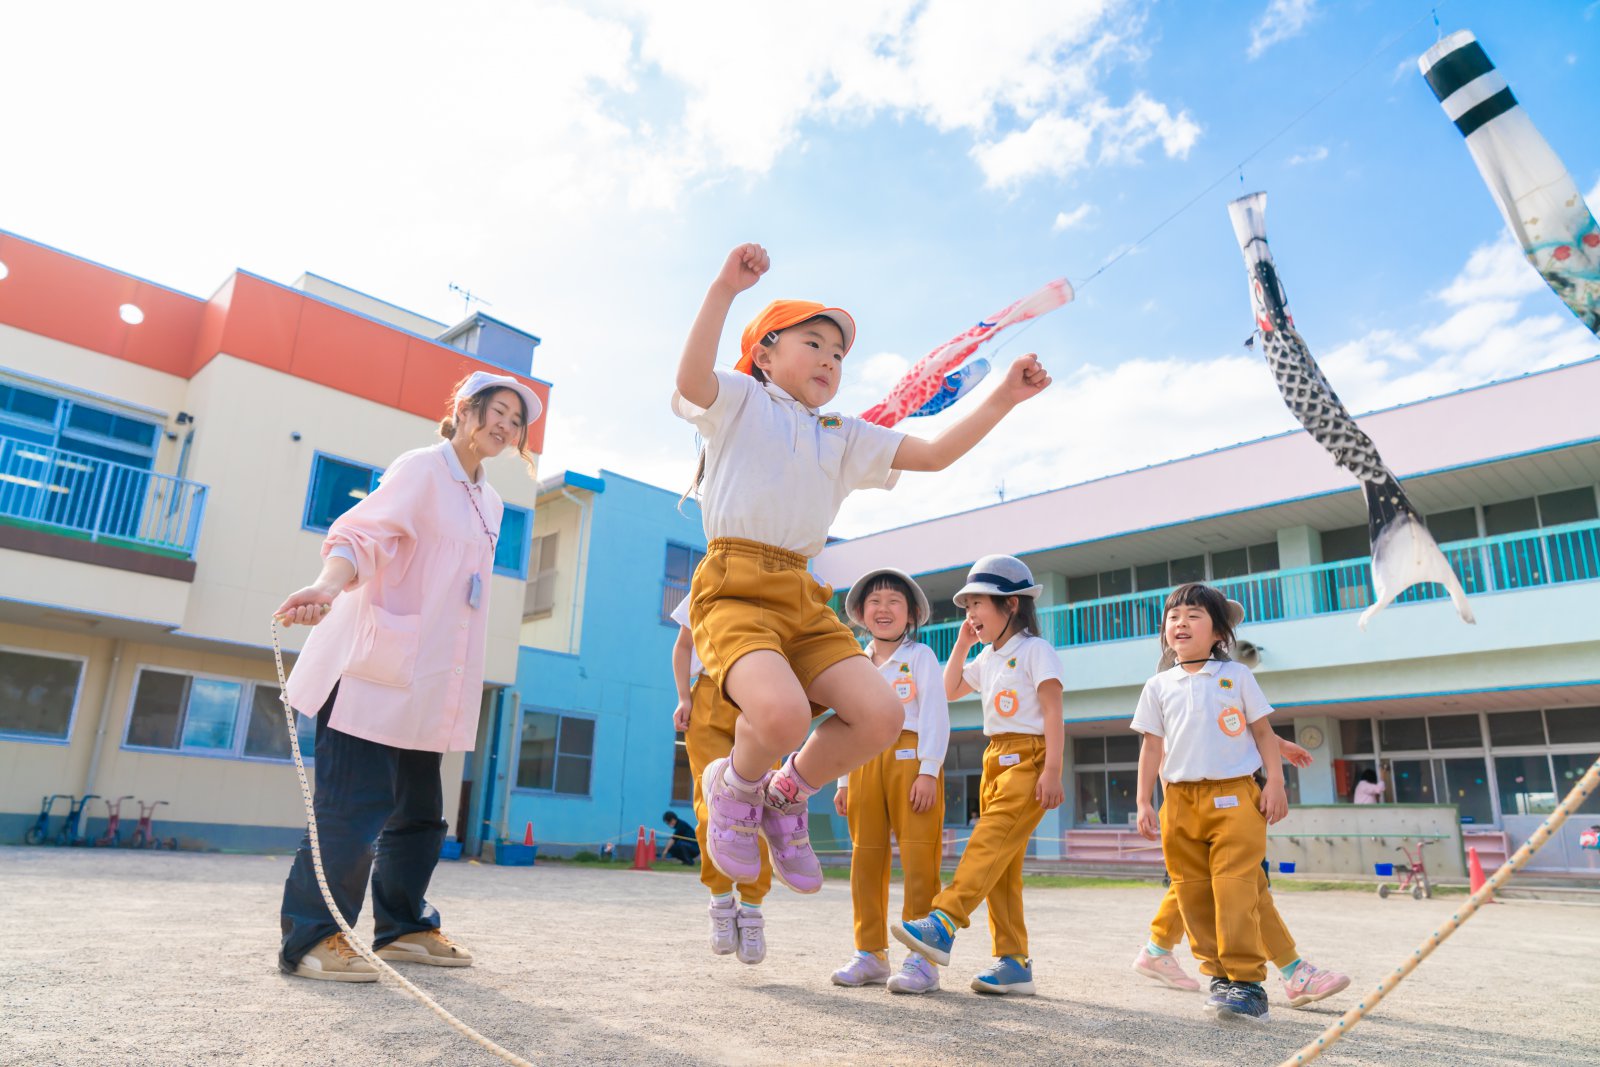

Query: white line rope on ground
left=1274, top=755, right=1600, bottom=1067
left=271, top=619, right=538, bottom=1067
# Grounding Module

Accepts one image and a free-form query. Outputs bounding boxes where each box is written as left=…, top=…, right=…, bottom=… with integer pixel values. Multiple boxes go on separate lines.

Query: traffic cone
left=1467, top=846, right=1496, bottom=902
left=632, top=825, right=649, bottom=871
left=523, top=822, right=535, bottom=847
left=647, top=829, right=658, bottom=865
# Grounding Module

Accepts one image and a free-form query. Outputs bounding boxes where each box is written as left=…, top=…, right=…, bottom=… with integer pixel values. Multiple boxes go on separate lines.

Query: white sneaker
left=708, top=898, right=739, bottom=956
left=886, top=954, right=940, bottom=994
left=831, top=951, right=892, bottom=986
left=735, top=906, right=766, bottom=965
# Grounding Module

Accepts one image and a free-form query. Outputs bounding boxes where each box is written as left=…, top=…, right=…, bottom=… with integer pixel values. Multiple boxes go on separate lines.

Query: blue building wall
left=502, top=472, right=704, bottom=854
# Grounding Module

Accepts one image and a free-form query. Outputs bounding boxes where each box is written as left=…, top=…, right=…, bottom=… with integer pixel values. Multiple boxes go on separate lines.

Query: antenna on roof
left=448, top=282, right=493, bottom=316
left=996, top=479, right=1007, bottom=503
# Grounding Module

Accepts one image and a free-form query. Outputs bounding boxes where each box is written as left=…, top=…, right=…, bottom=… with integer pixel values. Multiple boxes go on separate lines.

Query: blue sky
left=2, top=0, right=1596, bottom=536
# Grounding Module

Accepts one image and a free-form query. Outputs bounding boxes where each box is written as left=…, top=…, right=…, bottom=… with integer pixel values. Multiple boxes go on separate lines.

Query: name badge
left=895, top=748, right=917, bottom=760
left=468, top=573, right=483, bottom=610
left=998, top=753, right=1021, bottom=767
left=1213, top=795, right=1240, bottom=809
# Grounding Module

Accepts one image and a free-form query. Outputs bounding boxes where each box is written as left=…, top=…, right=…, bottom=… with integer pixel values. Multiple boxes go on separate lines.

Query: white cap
left=457, top=370, right=543, bottom=427
left=845, top=567, right=932, bottom=629
left=953, top=554, right=1043, bottom=608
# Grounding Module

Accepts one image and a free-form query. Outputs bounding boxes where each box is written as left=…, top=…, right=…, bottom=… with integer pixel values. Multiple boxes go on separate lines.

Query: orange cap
left=736, top=299, right=856, bottom=376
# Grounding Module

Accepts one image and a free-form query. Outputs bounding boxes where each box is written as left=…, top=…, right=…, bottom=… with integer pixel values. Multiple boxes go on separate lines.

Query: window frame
left=302, top=450, right=384, bottom=534
left=512, top=706, right=598, bottom=798
left=119, top=664, right=313, bottom=764
left=495, top=502, right=533, bottom=579
left=660, top=541, right=706, bottom=625
left=0, top=644, right=88, bottom=746
left=0, top=376, right=162, bottom=471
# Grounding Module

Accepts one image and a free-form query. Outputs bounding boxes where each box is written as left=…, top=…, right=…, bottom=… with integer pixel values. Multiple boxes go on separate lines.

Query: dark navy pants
left=278, top=685, right=448, bottom=969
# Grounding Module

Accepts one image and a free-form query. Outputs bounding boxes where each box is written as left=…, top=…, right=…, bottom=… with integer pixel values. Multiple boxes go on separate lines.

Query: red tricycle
left=1377, top=840, right=1432, bottom=900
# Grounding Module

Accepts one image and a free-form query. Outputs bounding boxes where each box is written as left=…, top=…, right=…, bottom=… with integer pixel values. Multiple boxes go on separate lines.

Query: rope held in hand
left=271, top=618, right=536, bottom=1066
left=1275, top=755, right=1600, bottom=1067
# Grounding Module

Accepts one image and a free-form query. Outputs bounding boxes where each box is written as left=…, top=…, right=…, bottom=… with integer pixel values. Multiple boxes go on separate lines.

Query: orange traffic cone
left=1467, top=846, right=1496, bottom=902
left=523, top=822, right=535, bottom=847
left=647, top=829, right=658, bottom=865
left=632, top=825, right=649, bottom=871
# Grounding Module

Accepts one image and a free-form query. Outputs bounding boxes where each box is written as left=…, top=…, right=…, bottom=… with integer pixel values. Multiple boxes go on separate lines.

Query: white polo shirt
left=961, top=631, right=1064, bottom=737
left=672, top=369, right=904, bottom=558
left=668, top=595, right=703, bottom=677
left=1131, top=659, right=1273, bottom=783
left=838, top=639, right=952, bottom=786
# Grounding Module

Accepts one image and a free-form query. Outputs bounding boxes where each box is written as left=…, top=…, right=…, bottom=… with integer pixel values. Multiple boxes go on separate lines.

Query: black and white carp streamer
left=1228, top=192, right=1475, bottom=630
left=1421, top=29, right=1599, bottom=336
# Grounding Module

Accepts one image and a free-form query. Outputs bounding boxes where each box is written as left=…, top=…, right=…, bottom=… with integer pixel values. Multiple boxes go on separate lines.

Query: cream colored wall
left=0, top=547, right=192, bottom=626
left=0, top=620, right=465, bottom=831
left=178, top=356, right=539, bottom=684
left=293, top=275, right=449, bottom=338
left=518, top=491, right=586, bottom=652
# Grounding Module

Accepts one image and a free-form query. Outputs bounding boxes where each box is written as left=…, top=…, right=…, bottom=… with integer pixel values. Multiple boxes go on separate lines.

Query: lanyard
left=462, top=483, right=496, bottom=610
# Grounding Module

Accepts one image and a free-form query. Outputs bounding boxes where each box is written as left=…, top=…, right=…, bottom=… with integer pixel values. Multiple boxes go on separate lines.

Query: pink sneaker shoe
left=700, top=757, right=765, bottom=885
left=1282, top=961, right=1350, bottom=1007
left=1132, top=946, right=1200, bottom=991
left=761, top=765, right=823, bottom=894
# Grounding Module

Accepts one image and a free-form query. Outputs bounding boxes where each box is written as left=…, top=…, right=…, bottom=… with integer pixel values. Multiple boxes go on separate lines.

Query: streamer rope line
left=1275, top=755, right=1600, bottom=1067
left=271, top=618, right=537, bottom=1067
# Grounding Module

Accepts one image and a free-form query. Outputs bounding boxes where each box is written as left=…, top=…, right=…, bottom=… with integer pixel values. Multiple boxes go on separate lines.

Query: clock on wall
left=1298, top=725, right=1325, bottom=750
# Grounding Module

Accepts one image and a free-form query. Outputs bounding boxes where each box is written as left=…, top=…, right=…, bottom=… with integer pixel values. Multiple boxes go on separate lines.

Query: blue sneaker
left=1213, top=981, right=1270, bottom=1025
left=971, top=956, right=1035, bottom=996
left=892, top=913, right=955, bottom=966
left=1204, top=976, right=1230, bottom=1014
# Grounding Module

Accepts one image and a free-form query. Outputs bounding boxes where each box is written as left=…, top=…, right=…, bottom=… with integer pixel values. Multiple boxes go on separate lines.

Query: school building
left=0, top=229, right=549, bottom=850
left=814, top=357, right=1600, bottom=875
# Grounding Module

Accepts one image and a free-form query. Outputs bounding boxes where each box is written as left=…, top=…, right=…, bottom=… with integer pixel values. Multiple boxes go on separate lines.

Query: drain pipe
left=557, top=486, right=592, bottom=656
left=80, top=638, right=126, bottom=798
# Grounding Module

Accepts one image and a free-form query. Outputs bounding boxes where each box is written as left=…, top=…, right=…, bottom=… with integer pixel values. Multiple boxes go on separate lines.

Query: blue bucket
left=1374, top=862, right=1394, bottom=877
left=496, top=843, right=537, bottom=867
left=439, top=839, right=463, bottom=861
left=1278, top=861, right=1296, bottom=874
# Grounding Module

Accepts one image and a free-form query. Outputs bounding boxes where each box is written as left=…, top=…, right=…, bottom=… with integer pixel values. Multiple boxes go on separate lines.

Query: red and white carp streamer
left=860, top=279, right=1073, bottom=428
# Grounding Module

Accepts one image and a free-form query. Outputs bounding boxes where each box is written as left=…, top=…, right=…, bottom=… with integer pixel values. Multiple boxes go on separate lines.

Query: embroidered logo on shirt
left=993, top=689, right=1020, bottom=717
left=899, top=662, right=912, bottom=673
left=1007, top=657, right=1018, bottom=669
left=893, top=677, right=917, bottom=704
left=1217, top=706, right=1246, bottom=737
left=1218, top=677, right=1235, bottom=690
left=820, top=415, right=843, bottom=429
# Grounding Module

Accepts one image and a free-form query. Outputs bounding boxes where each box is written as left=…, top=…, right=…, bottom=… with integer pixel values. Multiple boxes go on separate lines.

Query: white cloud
left=972, top=93, right=1199, bottom=188
left=1248, top=0, right=1318, bottom=60
left=1286, top=145, right=1329, bottom=166
left=1053, top=204, right=1097, bottom=232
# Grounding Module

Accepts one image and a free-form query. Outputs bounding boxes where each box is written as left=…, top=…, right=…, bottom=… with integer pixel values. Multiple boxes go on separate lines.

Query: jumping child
left=830, top=568, right=950, bottom=995
left=674, top=243, right=1049, bottom=901
left=274, top=371, right=540, bottom=981
left=894, top=555, right=1064, bottom=996
left=1133, top=584, right=1288, bottom=1025
left=670, top=594, right=773, bottom=964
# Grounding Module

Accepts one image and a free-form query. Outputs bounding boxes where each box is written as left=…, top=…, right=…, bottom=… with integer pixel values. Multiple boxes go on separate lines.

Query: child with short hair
left=670, top=594, right=772, bottom=964
left=674, top=244, right=1049, bottom=900
left=894, top=555, right=1064, bottom=996
left=830, top=568, right=950, bottom=995
left=1133, top=583, right=1288, bottom=1025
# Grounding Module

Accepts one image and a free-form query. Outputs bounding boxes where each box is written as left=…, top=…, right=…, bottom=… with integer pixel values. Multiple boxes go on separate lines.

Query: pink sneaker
left=700, top=757, right=765, bottom=885
left=761, top=764, right=823, bottom=894
left=1132, top=946, right=1200, bottom=991
left=1282, top=961, right=1350, bottom=1007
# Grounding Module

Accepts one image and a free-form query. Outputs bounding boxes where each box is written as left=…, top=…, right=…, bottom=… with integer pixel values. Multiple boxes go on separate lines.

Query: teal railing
left=0, top=433, right=208, bottom=558
left=919, top=517, right=1600, bottom=660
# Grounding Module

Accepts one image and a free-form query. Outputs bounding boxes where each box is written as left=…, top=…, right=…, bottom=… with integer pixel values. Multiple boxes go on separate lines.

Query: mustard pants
left=930, top=734, right=1046, bottom=959
left=847, top=730, right=945, bottom=954
left=1160, top=776, right=1268, bottom=982
left=1149, top=868, right=1297, bottom=969
left=686, top=676, right=773, bottom=903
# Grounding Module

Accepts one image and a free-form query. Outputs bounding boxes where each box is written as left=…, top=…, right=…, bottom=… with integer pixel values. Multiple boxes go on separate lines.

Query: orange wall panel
left=215, top=273, right=302, bottom=375
left=289, top=298, right=407, bottom=408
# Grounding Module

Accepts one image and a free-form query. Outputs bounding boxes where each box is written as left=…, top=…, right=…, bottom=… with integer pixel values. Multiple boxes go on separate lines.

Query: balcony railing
left=920, top=517, right=1600, bottom=661
left=0, top=434, right=208, bottom=559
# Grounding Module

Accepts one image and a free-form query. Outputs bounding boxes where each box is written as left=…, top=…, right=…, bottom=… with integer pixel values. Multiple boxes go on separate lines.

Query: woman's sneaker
left=971, top=956, right=1035, bottom=996
left=887, top=954, right=940, bottom=995
left=735, top=907, right=766, bottom=965
left=831, top=951, right=891, bottom=986
left=1132, top=946, right=1201, bottom=991
left=708, top=898, right=739, bottom=956
left=1282, top=961, right=1351, bottom=1007
left=892, top=913, right=955, bottom=966
left=700, top=757, right=766, bottom=885
left=1213, top=981, right=1271, bottom=1025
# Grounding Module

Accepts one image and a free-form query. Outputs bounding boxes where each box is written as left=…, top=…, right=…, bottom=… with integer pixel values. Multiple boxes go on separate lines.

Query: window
left=515, top=709, right=596, bottom=795
left=1495, top=754, right=1556, bottom=816
left=1426, top=507, right=1479, bottom=543
left=1320, top=525, right=1369, bottom=563
left=1074, top=730, right=1144, bottom=827
left=1247, top=542, right=1280, bottom=573
left=524, top=531, right=559, bottom=619
left=1135, top=562, right=1169, bottom=592
left=1538, top=488, right=1598, bottom=526
left=1546, top=707, right=1600, bottom=745
left=0, top=378, right=160, bottom=469
left=1169, top=555, right=1205, bottom=583
left=1552, top=753, right=1600, bottom=815
left=1483, top=497, right=1538, bottom=536
left=942, top=733, right=988, bottom=827
left=671, top=738, right=693, bottom=806
left=661, top=543, right=706, bottom=623
left=1488, top=710, right=1546, bottom=748
left=1339, top=718, right=1373, bottom=755
left=304, top=453, right=382, bottom=531
left=1271, top=723, right=1301, bottom=805
left=1378, top=716, right=1428, bottom=752
left=123, top=668, right=313, bottom=762
left=495, top=504, right=531, bottom=578
left=1439, top=757, right=1493, bottom=824
left=1427, top=714, right=1483, bottom=749
left=0, top=648, right=85, bottom=742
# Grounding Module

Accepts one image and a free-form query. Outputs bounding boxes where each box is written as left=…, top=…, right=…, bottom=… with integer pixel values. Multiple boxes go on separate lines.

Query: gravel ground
left=2, top=846, right=1595, bottom=1067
